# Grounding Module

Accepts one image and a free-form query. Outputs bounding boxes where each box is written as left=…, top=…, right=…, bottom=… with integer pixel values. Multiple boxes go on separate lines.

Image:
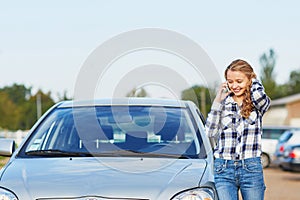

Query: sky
left=0, top=0, right=299, bottom=101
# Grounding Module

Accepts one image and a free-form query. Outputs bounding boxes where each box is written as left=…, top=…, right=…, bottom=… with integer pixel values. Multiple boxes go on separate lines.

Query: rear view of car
left=274, top=130, right=294, bottom=161
left=280, top=145, right=300, bottom=172
left=261, top=126, right=296, bottom=168
left=0, top=98, right=218, bottom=199
left=274, top=130, right=300, bottom=172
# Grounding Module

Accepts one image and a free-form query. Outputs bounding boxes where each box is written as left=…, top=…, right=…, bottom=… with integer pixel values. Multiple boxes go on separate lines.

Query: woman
left=206, top=59, right=270, bottom=200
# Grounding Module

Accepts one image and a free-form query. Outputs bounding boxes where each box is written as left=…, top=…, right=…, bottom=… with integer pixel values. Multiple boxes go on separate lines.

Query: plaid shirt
left=206, top=79, right=270, bottom=160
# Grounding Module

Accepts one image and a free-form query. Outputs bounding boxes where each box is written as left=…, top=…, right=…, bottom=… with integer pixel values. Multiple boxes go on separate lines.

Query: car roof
left=57, top=98, right=189, bottom=108
left=287, top=130, right=300, bottom=144
left=291, top=130, right=300, bottom=135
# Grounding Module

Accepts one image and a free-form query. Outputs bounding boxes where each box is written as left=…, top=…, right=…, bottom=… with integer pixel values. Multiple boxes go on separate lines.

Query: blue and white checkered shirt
left=206, top=79, right=270, bottom=160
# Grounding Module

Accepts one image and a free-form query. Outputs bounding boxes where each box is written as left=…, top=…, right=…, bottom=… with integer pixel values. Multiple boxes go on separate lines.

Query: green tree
left=57, top=90, right=72, bottom=101
left=0, top=84, right=55, bottom=130
left=18, top=90, right=55, bottom=129
left=287, top=69, right=300, bottom=95
left=274, top=83, right=290, bottom=98
left=0, top=91, right=19, bottom=130
left=0, top=83, right=31, bottom=105
left=259, top=49, right=277, bottom=99
left=181, top=85, right=212, bottom=118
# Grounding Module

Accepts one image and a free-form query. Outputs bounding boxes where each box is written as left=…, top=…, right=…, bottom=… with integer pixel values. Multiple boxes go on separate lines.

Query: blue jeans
left=214, top=157, right=266, bottom=200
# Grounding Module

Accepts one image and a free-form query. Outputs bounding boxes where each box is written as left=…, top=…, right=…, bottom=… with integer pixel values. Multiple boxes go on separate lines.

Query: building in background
left=263, top=93, right=300, bottom=127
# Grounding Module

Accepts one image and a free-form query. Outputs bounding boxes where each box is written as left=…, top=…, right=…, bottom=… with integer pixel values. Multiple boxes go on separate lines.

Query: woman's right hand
left=214, top=82, right=230, bottom=103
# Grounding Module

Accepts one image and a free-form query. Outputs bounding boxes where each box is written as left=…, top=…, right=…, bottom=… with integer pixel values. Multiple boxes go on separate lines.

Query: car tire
left=261, top=152, right=270, bottom=168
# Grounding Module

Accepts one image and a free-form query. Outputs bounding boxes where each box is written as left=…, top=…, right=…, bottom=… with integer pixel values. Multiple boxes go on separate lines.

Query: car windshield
left=23, top=106, right=204, bottom=159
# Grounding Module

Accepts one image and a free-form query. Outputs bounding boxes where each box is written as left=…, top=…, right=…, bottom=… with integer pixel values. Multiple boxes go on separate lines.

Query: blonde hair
left=225, top=59, right=257, bottom=118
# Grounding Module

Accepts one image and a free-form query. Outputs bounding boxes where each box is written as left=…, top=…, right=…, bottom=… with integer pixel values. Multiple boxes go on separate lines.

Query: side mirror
left=0, top=138, right=15, bottom=156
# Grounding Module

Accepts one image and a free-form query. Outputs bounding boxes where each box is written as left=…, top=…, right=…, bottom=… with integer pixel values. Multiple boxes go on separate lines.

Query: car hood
left=1, top=157, right=208, bottom=199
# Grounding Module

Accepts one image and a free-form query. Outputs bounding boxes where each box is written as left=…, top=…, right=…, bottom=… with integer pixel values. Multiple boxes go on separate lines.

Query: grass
left=0, top=156, right=9, bottom=169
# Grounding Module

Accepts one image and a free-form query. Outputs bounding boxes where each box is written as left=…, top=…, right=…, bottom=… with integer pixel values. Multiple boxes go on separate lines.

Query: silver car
left=0, top=98, right=218, bottom=200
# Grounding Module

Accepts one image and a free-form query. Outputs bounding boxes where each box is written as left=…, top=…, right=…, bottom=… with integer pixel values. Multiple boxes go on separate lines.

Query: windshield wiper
left=25, top=149, right=142, bottom=157
left=25, top=149, right=193, bottom=159
left=25, top=149, right=92, bottom=157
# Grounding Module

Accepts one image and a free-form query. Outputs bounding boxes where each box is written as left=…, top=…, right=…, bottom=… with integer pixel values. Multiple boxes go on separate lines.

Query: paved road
left=264, top=166, right=300, bottom=200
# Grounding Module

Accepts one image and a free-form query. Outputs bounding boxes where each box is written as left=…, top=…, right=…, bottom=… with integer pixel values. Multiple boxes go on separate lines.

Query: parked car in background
left=279, top=145, right=300, bottom=172
left=274, top=129, right=300, bottom=172
left=274, top=130, right=294, bottom=160
left=261, top=126, right=297, bottom=168
left=0, top=98, right=218, bottom=200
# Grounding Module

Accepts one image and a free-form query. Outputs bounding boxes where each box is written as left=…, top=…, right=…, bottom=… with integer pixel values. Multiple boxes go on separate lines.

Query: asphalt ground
left=263, top=166, right=300, bottom=200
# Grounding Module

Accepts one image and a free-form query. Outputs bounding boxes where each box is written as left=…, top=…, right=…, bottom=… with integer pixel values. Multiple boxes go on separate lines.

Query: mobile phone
left=223, top=83, right=230, bottom=93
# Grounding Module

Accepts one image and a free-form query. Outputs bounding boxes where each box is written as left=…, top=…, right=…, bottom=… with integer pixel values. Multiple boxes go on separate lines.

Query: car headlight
left=0, top=188, right=18, bottom=200
left=171, top=187, right=216, bottom=200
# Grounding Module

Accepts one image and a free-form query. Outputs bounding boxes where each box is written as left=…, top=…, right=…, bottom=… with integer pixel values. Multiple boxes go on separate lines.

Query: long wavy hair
left=225, top=59, right=257, bottom=118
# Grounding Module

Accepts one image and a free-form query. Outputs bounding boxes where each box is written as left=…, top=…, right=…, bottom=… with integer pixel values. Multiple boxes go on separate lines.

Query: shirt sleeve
left=251, top=78, right=271, bottom=116
left=205, top=101, right=223, bottom=137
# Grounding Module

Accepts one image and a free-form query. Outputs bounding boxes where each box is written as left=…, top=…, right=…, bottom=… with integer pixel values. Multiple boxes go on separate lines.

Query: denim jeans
left=214, top=157, right=266, bottom=200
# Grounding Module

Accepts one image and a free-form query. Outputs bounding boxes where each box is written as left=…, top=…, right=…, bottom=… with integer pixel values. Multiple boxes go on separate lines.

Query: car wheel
left=261, top=152, right=270, bottom=168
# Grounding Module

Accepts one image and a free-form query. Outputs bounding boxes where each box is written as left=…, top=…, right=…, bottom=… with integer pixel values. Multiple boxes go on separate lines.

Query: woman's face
left=226, top=69, right=250, bottom=97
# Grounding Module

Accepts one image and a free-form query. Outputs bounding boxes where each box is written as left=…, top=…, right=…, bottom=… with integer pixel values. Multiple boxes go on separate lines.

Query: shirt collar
left=223, top=93, right=237, bottom=105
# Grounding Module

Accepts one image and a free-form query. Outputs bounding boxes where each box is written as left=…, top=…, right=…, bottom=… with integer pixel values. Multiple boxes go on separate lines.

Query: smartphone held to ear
left=223, top=84, right=230, bottom=93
